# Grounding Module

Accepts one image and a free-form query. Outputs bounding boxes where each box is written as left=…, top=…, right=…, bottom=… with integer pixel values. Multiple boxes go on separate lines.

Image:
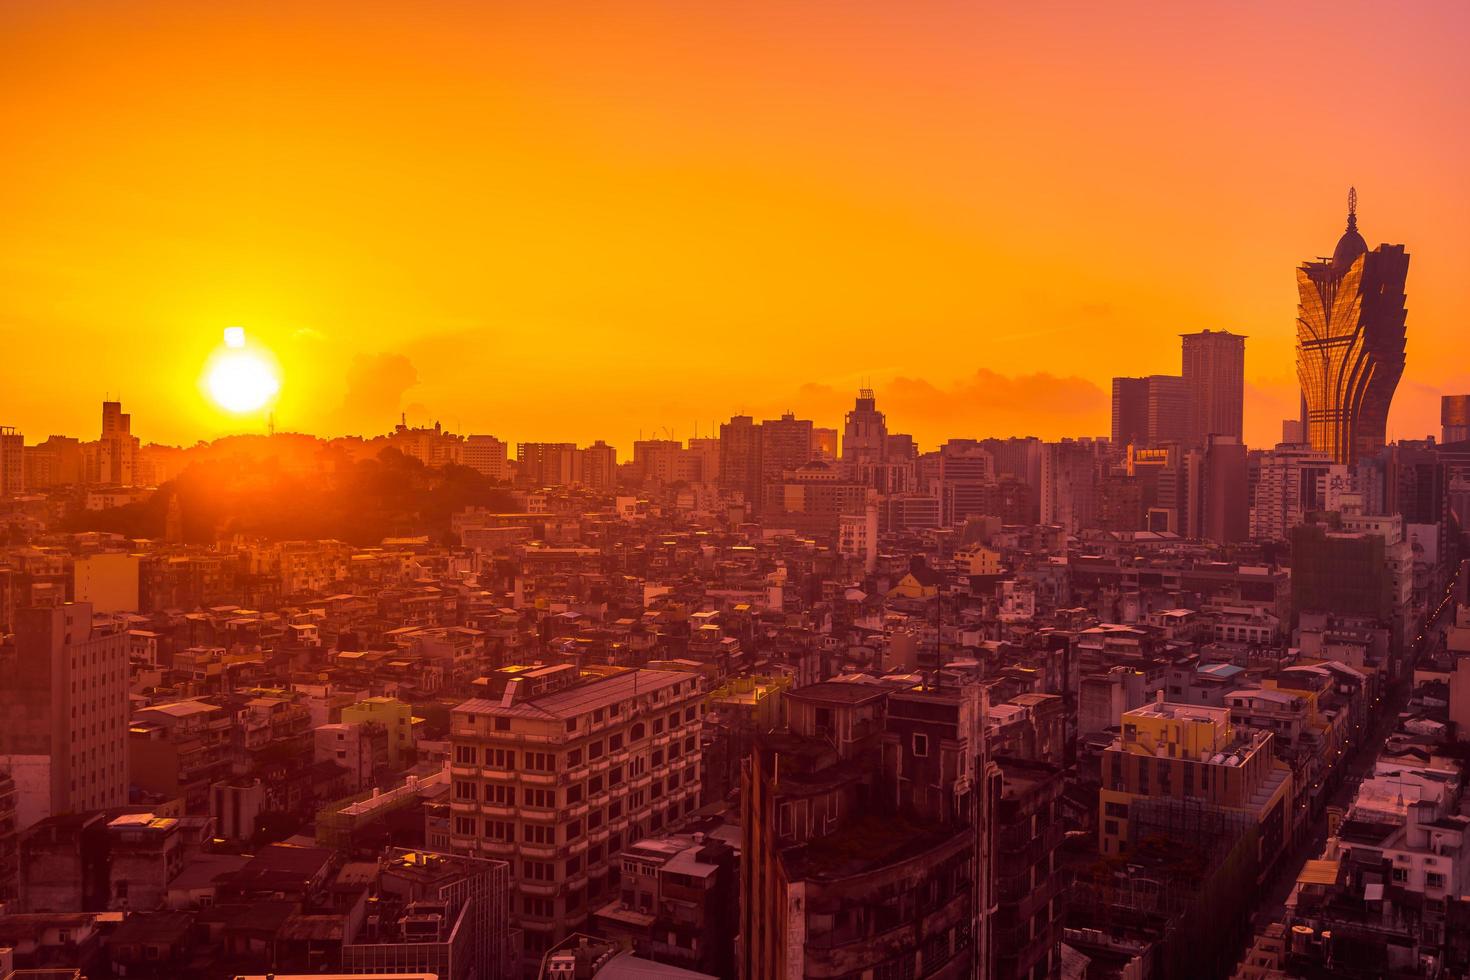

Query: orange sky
left=3, top=1, right=1468, bottom=453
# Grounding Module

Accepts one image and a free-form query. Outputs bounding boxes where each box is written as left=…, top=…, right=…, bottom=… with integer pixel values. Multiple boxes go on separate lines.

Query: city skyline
left=5, top=2, right=1470, bottom=450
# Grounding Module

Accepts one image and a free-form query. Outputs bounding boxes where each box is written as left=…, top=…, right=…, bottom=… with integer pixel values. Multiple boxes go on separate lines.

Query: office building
left=1112, top=375, right=1189, bottom=447
left=1181, top=328, right=1245, bottom=446
left=841, top=388, right=888, bottom=463
left=1296, top=190, right=1409, bottom=465
left=1443, top=395, right=1470, bottom=445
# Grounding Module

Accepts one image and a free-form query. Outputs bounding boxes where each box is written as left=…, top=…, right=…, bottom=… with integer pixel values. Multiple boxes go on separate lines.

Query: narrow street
left=1247, top=561, right=1464, bottom=933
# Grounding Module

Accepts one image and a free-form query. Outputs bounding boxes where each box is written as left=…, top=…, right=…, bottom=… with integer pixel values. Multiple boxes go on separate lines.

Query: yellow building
left=341, top=696, right=418, bottom=768
left=1099, top=701, right=1293, bottom=870
left=954, top=545, right=1002, bottom=577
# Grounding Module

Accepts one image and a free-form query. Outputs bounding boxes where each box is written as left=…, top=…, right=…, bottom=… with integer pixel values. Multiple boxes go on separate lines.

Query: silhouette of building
left=841, top=388, right=888, bottom=463
left=96, top=400, right=139, bottom=486
left=0, top=426, right=22, bottom=496
left=1181, top=329, right=1245, bottom=447
left=1296, top=189, right=1409, bottom=465
left=1112, top=375, right=1188, bottom=447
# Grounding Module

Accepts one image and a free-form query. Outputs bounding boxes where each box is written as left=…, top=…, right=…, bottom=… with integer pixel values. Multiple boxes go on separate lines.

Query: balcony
left=520, top=770, right=558, bottom=786
left=518, top=880, right=558, bottom=898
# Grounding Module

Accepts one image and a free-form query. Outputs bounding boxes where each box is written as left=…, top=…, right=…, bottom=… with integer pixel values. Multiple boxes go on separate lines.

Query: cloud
left=338, top=352, right=419, bottom=431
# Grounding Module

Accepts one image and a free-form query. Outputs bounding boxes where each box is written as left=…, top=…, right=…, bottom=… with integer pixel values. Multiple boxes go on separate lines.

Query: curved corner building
left=1296, top=191, right=1409, bottom=466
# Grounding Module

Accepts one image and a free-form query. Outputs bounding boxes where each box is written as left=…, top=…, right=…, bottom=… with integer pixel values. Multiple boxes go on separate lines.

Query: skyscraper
left=1111, top=376, right=1188, bottom=447
left=1296, top=189, right=1409, bottom=466
left=1181, top=329, right=1245, bottom=446
left=1111, top=377, right=1149, bottom=448
left=840, top=388, right=888, bottom=463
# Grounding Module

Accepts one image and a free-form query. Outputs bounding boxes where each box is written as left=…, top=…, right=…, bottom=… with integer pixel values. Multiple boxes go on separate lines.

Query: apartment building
left=448, top=665, right=705, bottom=966
left=0, top=603, right=130, bottom=829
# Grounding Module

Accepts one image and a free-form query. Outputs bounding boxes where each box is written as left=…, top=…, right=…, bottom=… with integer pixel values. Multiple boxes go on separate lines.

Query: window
left=609, top=733, right=624, bottom=752
left=1392, top=867, right=1408, bottom=883
left=525, top=788, right=554, bottom=809
left=525, top=751, right=553, bottom=772
left=589, top=740, right=605, bottom=760
left=912, top=733, right=929, bottom=758
left=489, top=748, right=516, bottom=770
left=486, top=784, right=516, bottom=806
left=567, top=747, right=583, bottom=766
left=565, top=717, right=577, bottom=732
left=632, top=723, right=646, bottom=740
left=455, top=780, right=477, bottom=800
left=495, top=717, right=511, bottom=731
left=454, top=816, right=477, bottom=835
left=485, top=820, right=514, bottom=841
left=1427, top=872, right=1446, bottom=889
left=523, top=860, right=555, bottom=881
left=1104, top=802, right=1128, bottom=818
left=567, top=783, right=584, bottom=805
left=454, top=745, right=478, bottom=765
left=684, top=706, right=696, bottom=722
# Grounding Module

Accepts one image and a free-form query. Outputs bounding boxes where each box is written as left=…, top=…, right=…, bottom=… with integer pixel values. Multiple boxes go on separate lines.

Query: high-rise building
left=517, top=442, right=580, bottom=487
left=1041, top=441, right=1101, bottom=535
left=0, top=427, right=23, bottom=496
left=758, top=413, right=814, bottom=513
left=0, top=603, right=129, bottom=830
left=463, top=435, right=512, bottom=481
left=579, top=440, right=617, bottom=491
left=1201, top=435, right=1249, bottom=544
left=632, top=439, right=682, bottom=485
left=1443, top=395, right=1470, bottom=445
left=1112, top=376, right=1188, bottom=447
left=448, top=665, right=705, bottom=971
left=840, top=388, right=888, bottom=463
left=1296, top=189, right=1409, bottom=466
left=1111, top=377, right=1150, bottom=448
left=96, top=400, right=139, bottom=486
left=1248, top=444, right=1336, bottom=542
left=1181, top=329, right=1245, bottom=446
left=718, top=415, right=761, bottom=503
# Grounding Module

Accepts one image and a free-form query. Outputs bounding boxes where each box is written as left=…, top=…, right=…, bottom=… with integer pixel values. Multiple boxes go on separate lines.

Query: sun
left=204, top=327, right=280, bottom=413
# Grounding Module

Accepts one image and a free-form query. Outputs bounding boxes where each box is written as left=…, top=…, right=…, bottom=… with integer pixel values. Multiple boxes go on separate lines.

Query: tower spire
left=1347, top=186, right=1358, bottom=232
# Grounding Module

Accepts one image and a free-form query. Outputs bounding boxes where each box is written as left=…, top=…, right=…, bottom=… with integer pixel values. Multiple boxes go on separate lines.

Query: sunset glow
left=3, top=2, right=1468, bottom=447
